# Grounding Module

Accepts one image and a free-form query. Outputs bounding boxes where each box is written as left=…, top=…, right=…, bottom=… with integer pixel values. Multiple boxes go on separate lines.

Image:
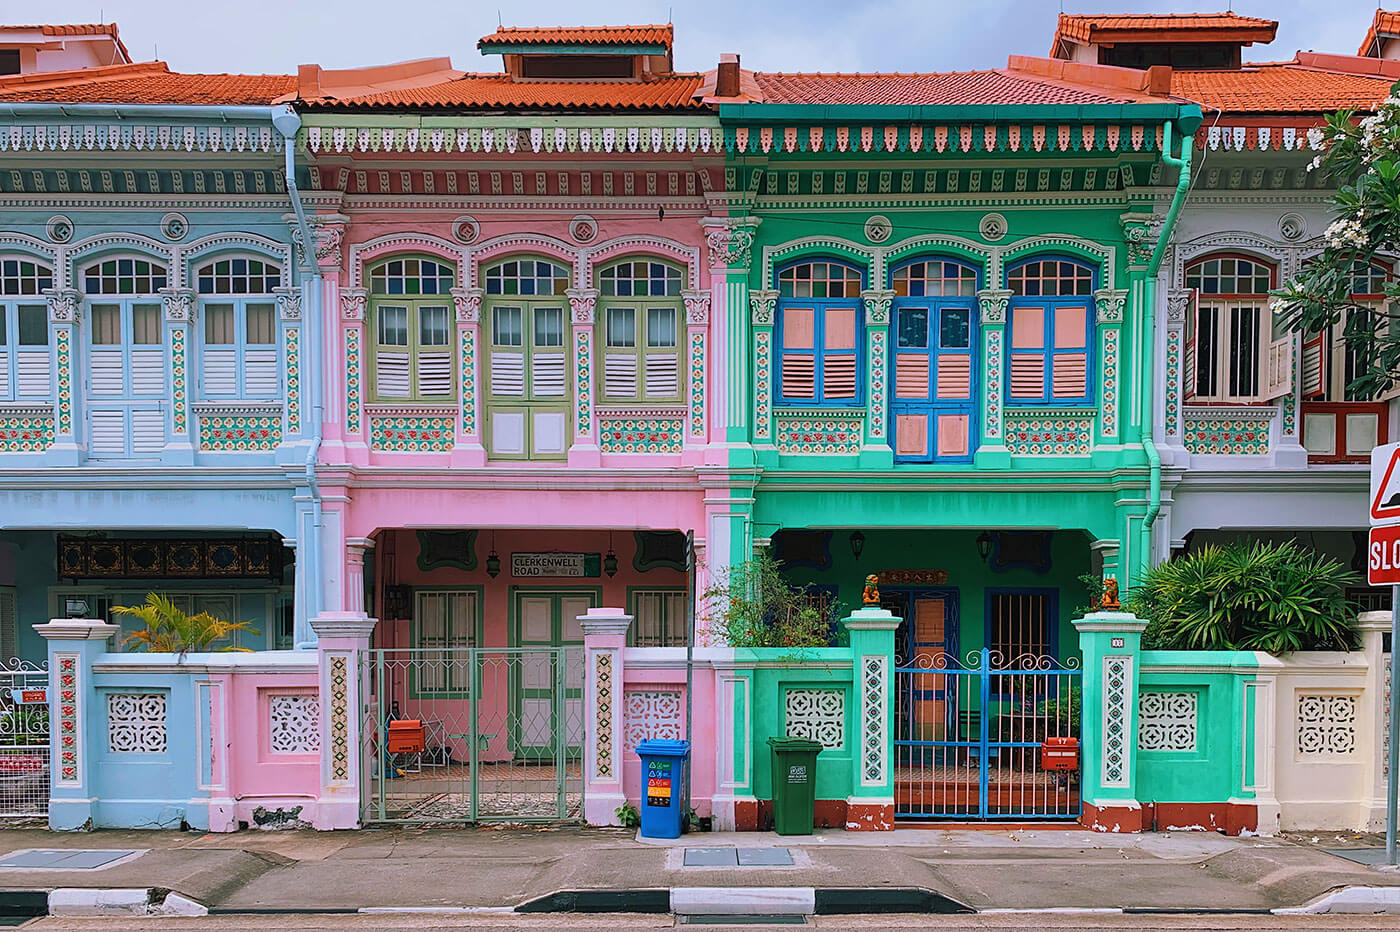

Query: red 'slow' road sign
left=1369, top=525, right=1400, bottom=585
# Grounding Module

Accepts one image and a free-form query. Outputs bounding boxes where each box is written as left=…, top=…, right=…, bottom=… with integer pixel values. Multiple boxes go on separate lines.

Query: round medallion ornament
left=45, top=215, right=74, bottom=244
left=451, top=216, right=480, bottom=245
left=864, top=215, right=892, bottom=244
left=570, top=215, right=598, bottom=244
left=160, top=212, right=189, bottom=242
left=1279, top=213, right=1306, bottom=242
left=979, top=212, right=1008, bottom=243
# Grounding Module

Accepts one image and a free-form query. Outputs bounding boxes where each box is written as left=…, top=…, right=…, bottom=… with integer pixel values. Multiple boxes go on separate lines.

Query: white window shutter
left=203, top=348, right=237, bottom=395
left=644, top=353, right=678, bottom=398
left=490, top=410, right=525, bottom=455
left=244, top=349, right=279, bottom=397
left=89, top=408, right=126, bottom=455
left=533, top=410, right=566, bottom=454
left=490, top=351, right=525, bottom=397
left=604, top=352, right=638, bottom=397
left=132, top=408, right=165, bottom=453
left=417, top=350, right=452, bottom=397
left=1263, top=334, right=1293, bottom=400
left=532, top=352, right=566, bottom=397
left=0, top=350, right=8, bottom=398
left=90, top=348, right=123, bottom=395
left=130, top=348, right=166, bottom=395
left=15, top=349, right=49, bottom=397
left=376, top=350, right=411, bottom=397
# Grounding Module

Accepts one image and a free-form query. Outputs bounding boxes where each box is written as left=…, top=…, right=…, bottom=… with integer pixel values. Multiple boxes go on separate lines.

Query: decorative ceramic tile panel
left=785, top=688, right=845, bottom=749
left=55, top=329, right=73, bottom=436
left=1138, top=691, right=1197, bottom=751
left=1004, top=414, right=1093, bottom=455
left=1165, top=331, right=1180, bottom=432
left=344, top=329, right=361, bottom=435
left=1183, top=417, right=1269, bottom=455
left=170, top=328, right=188, bottom=435
left=868, top=330, right=886, bottom=439
left=861, top=654, right=887, bottom=786
left=1281, top=391, right=1296, bottom=437
left=107, top=692, right=167, bottom=754
left=1101, top=328, right=1119, bottom=437
left=1297, top=694, right=1356, bottom=755
left=199, top=415, right=282, bottom=450
left=369, top=415, right=454, bottom=451
left=329, top=655, right=349, bottom=781
left=689, top=332, right=705, bottom=437
left=56, top=653, right=79, bottom=783
left=594, top=652, right=614, bottom=779
left=597, top=415, right=683, bottom=453
left=284, top=327, right=301, bottom=434
left=623, top=689, right=682, bottom=755
left=269, top=694, right=321, bottom=754
left=0, top=414, right=54, bottom=451
left=574, top=329, right=592, bottom=436
left=1102, top=655, right=1130, bottom=786
left=754, top=329, right=771, bottom=440
left=460, top=328, right=476, bottom=435
left=774, top=414, right=863, bottom=454
left=984, top=330, right=1002, bottom=439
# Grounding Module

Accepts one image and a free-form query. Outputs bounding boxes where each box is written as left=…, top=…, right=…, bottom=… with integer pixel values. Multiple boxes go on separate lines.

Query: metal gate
left=0, top=660, right=49, bottom=819
left=360, top=647, right=584, bottom=824
left=895, top=648, right=1081, bottom=820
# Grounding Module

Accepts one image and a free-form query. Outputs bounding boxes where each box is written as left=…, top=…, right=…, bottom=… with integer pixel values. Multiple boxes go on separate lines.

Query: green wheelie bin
left=767, top=736, right=822, bottom=835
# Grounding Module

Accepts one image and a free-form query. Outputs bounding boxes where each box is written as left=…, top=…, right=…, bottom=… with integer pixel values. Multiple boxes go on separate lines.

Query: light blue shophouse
left=0, top=37, right=328, bottom=660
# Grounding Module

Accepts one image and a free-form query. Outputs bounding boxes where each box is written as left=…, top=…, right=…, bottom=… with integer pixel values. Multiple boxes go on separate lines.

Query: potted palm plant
left=113, top=594, right=259, bottom=655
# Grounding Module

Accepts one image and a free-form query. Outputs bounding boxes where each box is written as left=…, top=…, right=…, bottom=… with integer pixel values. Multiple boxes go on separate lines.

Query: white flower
left=1307, top=155, right=1323, bottom=172
left=1324, top=217, right=1367, bottom=249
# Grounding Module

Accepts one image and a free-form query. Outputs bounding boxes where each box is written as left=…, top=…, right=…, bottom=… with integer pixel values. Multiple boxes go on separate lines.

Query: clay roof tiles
left=4, top=22, right=131, bottom=63
left=750, top=70, right=1152, bottom=106
left=0, top=62, right=295, bottom=105
left=1173, top=63, right=1394, bottom=114
left=477, top=25, right=673, bottom=50
left=297, top=72, right=703, bottom=110
left=1359, top=10, right=1400, bottom=56
left=1053, top=12, right=1277, bottom=47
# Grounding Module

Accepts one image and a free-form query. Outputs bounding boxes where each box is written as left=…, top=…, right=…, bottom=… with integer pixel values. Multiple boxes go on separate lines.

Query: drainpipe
left=1138, top=111, right=1200, bottom=578
left=271, top=104, right=325, bottom=645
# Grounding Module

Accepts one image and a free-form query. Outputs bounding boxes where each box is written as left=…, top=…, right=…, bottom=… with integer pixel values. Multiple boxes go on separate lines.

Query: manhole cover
left=738, top=848, right=794, bottom=867
left=682, top=917, right=807, bottom=925
left=0, top=849, right=138, bottom=870
left=683, top=848, right=738, bottom=867
left=1326, top=847, right=1394, bottom=866
left=682, top=848, right=794, bottom=867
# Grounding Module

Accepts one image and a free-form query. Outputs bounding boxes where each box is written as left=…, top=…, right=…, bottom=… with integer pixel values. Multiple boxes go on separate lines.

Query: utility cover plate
left=737, top=848, right=795, bottom=866
left=1325, top=847, right=1393, bottom=866
left=0, top=849, right=137, bottom=870
left=683, top=847, right=739, bottom=867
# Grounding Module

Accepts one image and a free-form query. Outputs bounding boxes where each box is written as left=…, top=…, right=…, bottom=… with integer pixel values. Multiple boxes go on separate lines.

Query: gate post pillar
left=35, top=618, right=121, bottom=831
left=1075, top=611, right=1147, bottom=832
left=310, top=611, right=377, bottom=831
left=581, top=607, right=630, bottom=826
left=843, top=606, right=898, bottom=830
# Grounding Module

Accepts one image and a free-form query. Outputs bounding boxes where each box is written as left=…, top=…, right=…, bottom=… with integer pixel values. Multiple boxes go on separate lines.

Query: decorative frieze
left=198, top=411, right=283, bottom=451
left=597, top=414, right=684, bottom=453
left=284, top=327, right=301, bottom=435
left=1004, top=412, right=1094, bottom=455
left=574, top=329, right=593, bottom=437
left=774, top=411, right=864, bottom=454
left=754, top=330, right=772, bottom=441
left=368, top=413, right=454, bottom=452
left=1182, top=415, right=1271, bottom=455
left=460, top=328, right=477, bottom=435
left=1138, top=691, right=1197, bottom=752
left=0, top=122, right=281, bottom=153
left=0, top=407, right=54, bottom=452
left=1101, top=328, right=1119, bottom=438
left=170, top=328, right=188, bottom=435
left=344, top=330, right=361, bottom=435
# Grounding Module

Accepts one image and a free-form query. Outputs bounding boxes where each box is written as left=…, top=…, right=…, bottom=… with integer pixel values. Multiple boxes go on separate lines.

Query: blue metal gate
left=894, top=648, right=1081, bottom=820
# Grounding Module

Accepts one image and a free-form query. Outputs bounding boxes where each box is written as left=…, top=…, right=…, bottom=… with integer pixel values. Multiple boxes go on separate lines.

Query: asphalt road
left=21, top=914, right=1400, bottom=931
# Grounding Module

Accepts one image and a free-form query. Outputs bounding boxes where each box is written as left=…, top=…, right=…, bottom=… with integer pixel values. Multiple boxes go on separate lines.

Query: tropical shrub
left=114, top=593, right=259, bottom=654
left=1133, top=541, right=1359, bottom=654
left=1037, top=686, right=1081, bottom=736
left=702, top=553, right=838, bottom=649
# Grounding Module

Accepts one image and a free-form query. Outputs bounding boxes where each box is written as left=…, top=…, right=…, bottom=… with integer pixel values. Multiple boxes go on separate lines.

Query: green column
left=1092, top=288, right=1127, bottom=452
left=842, top=606, right=898, bottom=830
left=859, top=290, right=894, bottom=468
left=1075, top=609, right=1147, bottom=832
left=748, top=289, right=777, bottom=449
left=975, top=289, right=1011, bottom=468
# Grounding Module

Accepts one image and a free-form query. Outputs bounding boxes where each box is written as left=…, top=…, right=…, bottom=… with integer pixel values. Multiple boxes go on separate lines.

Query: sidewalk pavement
left=0, top=824, right=1396, bottom=914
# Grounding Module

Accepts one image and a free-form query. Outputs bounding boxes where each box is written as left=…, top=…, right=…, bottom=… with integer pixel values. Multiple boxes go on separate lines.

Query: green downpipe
left=1137, top=112, right=1200, bottom=580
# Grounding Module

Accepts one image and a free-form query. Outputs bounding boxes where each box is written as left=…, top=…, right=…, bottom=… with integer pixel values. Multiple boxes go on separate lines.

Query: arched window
left=1006, top=258, right=1095, bottom=404
left=81, top=256, right=170, bottom=458
left=1183, top=254, right=1285, bottom=403
left=0, top=257, right=53, bottom=401
left=889, top=258, right=980, bottom=462
left=776, top=260, right=863, bottom=404
left=599, top=258, right=683, bottom=403
left=483, top=257, right=572, bottom=460
left=369, top=257, right=455, bottom=402
left=197, top=257, right=281, bottom=399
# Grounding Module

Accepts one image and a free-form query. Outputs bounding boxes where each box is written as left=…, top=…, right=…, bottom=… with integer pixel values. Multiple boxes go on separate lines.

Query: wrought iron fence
left=360, top=647, right=584, bottom=824
left=0, top=660, right=49, bottom=819
left=894, top=648, right=1081, bottom=820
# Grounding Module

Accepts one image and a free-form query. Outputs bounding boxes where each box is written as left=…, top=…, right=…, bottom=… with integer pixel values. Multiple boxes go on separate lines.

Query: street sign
left=1369, top=526, right=1400, bottom=585
left=1372, top=442, right=1400, bottom=524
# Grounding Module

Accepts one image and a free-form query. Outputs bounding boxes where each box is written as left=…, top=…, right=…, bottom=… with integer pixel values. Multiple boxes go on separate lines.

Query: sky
left=16, top=0, right=1395, bottom=76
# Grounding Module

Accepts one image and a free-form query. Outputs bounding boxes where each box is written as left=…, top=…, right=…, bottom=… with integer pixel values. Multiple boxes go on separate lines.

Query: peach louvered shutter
left=822, top=307, right=858, bottom=400
left=1050, top=304, right=1089, bottom=400
left=780, top=307, right=816, bottom=399
left=1009, top=306, right=1046, bottom=399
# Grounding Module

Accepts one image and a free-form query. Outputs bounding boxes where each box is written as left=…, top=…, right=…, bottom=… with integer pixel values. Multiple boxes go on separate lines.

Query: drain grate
left=0, top=849, right=138, bottom=870
left=682, top=848, right=794, bottom=868
left=681, top=916, right=807, bottom=926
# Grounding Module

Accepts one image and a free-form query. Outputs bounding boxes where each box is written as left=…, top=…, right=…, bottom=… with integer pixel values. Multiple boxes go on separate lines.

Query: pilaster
left=748, top=289, right=777, bottom=448
left=683, top=289, right=711, bottom=451
left=842, top=606, right=898, bottom=830
left=1075, top=611, right=1148, bottom=832
left=700, top=215, right=760, bottom=448
left=310, top=611, right=377, bottom=830
left=339, top=288, right=367, bottom=456
left=275, top=287, right=304, bottom=440
left=581, top=608, right=630, bottom=825
left=974, top=289, right=1012, bottom=468
left=859, top=290, right=894, bottom=467
left=1094, top=288, right=1127, bottom=448
left=567, top=288, right=600, bottom=466
left=44, top=289, right=82, bottom=465
left=1162, top=288, right=1189, bottom=453
left=160, top=288, right=197, bottom=463
left=450, top=287, right=485, bottom=465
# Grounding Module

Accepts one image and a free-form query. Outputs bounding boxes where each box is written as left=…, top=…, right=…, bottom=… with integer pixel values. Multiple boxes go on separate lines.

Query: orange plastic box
left=386, top=720, right=425, bottom=754
left=1040, top=737, right=1079, bottom=772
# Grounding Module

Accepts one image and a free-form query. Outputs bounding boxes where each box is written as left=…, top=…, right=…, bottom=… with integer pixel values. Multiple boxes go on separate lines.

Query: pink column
left=310, top=611, right=377, bottom=830
left=450, top=287, right=486, bottom=466
left=581, top=607, right=630, bottom=825
left=344, top=538, right=373, bottom=614
left=338, top=287, right=368, bottom=465
left=568, top=289, right=600, bottom=467
left=683, top=289, right=711, bottom=461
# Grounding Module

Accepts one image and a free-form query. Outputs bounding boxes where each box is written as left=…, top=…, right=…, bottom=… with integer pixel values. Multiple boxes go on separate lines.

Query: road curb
left=1274, top=885, right=1400, bottom=914
left=514, top=886, right=971, bottom=915
left=47, top=887, right=208, bottom=918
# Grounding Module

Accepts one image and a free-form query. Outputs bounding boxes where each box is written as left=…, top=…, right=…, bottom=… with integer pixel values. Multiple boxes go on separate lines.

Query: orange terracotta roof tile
left=477, top=25, right=672, bottom=50
left=1359, top=10, right=1400, bottom=56
left=1053, top=12, right=1276, bottom=53
left=1173, top=63, right=1393, bottom=113
left=2, top=22, right=130, bottom=63
left=751, top=70, right=1151, bottom=106
left=299, top=72, right=703, bottom=110
left=0, top=62, right=295, bottom=105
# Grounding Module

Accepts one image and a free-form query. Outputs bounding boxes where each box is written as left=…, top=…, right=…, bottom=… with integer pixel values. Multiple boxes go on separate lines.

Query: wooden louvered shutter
left=89, top=408, right=126, bottom=454
left=416, top=306, right=452, bottom=398
left=781, top=307, right=816, bottom=399
left=490, top=350, right=524, bottom=397
left=1183, top=297, right=1198, bottom=399
left=644, top=352, right=678, bottom=397
left=1262, top=308, right=1292, bottom=400
left=0, top=345, right=8, bottom=398
left=1009, top=305, right=1046, bottom=399
left=131, top=408, right=165, bottom=453
left=1300, top=330, right=1326, bottom=400
left=822, top=307, right=857, bottom=400
left=937, top=355, right=971, bottom=399
left=16, top=348, right=51, bottom=397
left=130, top=348, right=166, bottom=396
left=530, top=308, right=566, bottom=399
left=642, top=307, right=678, bottom=399
left=603, top=308, right=638, bottom=399
left=532, top=351, right=566, bottom=397
left=376, top=350, right=411, bottom=397
left=1050, top=304, right=1088, bottom=400
left=243, top=304, right=279, bottom=397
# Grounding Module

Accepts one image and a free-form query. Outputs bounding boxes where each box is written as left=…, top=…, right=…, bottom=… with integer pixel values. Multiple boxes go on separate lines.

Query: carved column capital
left=1165, top=288, right=1192, bottom=325
left=159, top=288, right=198, bottom=323
left=976, top=289, right=1013, bottom=326
left=749, top=289, right=778, bottom=326
left=274, top=287, right=303, bottom=321
left=339, top=288, right=367, bottom=322
left=567, top=288, right=599, bottom=325
left=861, top=289, right=896, bottom=326
left=701, top=216, right=761, bottom=271
left=1094, top=288, right=1128, bottom=325
left=682, top=289, right=711, bottom=325
left=451, top=287, right=483, bottom=323
left=45, top=288, right=83, bottom=324
left=287, top=212, right=348, bottom=268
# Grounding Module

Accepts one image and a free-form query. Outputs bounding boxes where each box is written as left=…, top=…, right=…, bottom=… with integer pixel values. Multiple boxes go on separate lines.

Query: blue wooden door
left=892, top=301, right=977, bottom=462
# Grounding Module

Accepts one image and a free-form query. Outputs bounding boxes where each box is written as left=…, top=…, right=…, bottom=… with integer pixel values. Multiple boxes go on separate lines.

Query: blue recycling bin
left=636, top=739, right=690, bottom=839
